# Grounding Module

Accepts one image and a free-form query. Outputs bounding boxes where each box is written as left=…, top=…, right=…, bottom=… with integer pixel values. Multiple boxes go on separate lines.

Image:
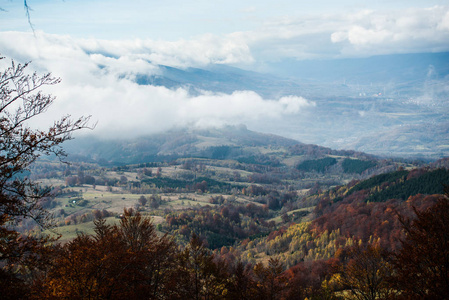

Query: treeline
left=141, top=176, right=240, bottom=193
left=366, top=168, right=449, bottom=202
left=288, top=143, right=373, bottom=159
left=344, top=169, right=409, bottom=197
left=164, top=202, right=273, bottom=249
left=341, top=158, right=376, bottom=174
left=322, top=167, right=449, bottom=204
left=237, top=154, right=282, bottom=167
left=162, top=190, right=301, bottom=250
left=297, top=157, right=337, bottom=173
left=236, top=222, right=357, bottom=268
left=296, top=157, right=378, bottom=174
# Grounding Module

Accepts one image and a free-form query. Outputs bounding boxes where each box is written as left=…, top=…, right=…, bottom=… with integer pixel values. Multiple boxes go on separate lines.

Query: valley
left=32, top=130, right=420, bottom=246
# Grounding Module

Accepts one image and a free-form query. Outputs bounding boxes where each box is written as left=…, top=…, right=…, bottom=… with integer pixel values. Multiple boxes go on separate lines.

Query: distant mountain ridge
left=265, top=52, right=449, bottom=85
left=64, top=125, right=303, bottom=165
left=132, top=52, right=449, bottom=97
left=134, top=64, right=300, bottom=98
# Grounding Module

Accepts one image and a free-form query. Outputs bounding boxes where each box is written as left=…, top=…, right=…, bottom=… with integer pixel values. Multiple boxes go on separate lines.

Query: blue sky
left=2, top=1, right=448, bottom=40
left=2, top=1, right=448, bottom=63
left=0, top=0, right=448, bottom=139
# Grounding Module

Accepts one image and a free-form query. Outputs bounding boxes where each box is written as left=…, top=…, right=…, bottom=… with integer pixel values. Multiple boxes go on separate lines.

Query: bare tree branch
left=23, top=0, right=35, bottom=31
left=0, top=56, right=93, bottom=275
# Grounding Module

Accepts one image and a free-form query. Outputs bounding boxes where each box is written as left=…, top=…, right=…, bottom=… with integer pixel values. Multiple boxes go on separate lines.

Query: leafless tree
left=0, top=56, right=93, bottom=293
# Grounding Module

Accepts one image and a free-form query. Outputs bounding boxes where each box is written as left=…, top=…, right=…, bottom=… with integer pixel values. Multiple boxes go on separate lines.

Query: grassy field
left=268, top=206, right=315, bottom=224
left=45, top=216, right=119, bottom=242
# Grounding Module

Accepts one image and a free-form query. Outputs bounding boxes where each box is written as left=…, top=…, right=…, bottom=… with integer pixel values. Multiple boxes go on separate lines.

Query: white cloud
left=76, top=34, right=254, bottom=68
left=438, top=10, right=449, bottom=31
left=221, top=5, right=449, bottom=61
left=177, top=92, right=314, bottom=128
left=330, top=6, right=449, bottom=56
left=279, top=96, right=315, bottom=114
left=0, top=31, right=314, bottom=138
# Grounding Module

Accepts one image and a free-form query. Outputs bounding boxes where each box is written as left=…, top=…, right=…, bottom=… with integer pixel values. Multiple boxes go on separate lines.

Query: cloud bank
left=0, top=31, right=313, bottom=138
left=243, top=5, right=449, bottom=61
left=330, top=7, right=449, bottom=56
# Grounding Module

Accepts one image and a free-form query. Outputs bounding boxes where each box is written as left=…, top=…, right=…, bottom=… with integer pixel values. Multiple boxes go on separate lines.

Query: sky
left=2, top=1, right=448, bottom=41
left=0, top=0, right=448, bottom=139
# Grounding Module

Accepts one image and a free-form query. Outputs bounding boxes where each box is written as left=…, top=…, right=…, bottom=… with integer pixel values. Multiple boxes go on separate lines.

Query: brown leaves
left=332, top=243, right=395, bottom=300
left=34, top=211, right=178, bottom=299
left=390, top=193, right=449, bottom=299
